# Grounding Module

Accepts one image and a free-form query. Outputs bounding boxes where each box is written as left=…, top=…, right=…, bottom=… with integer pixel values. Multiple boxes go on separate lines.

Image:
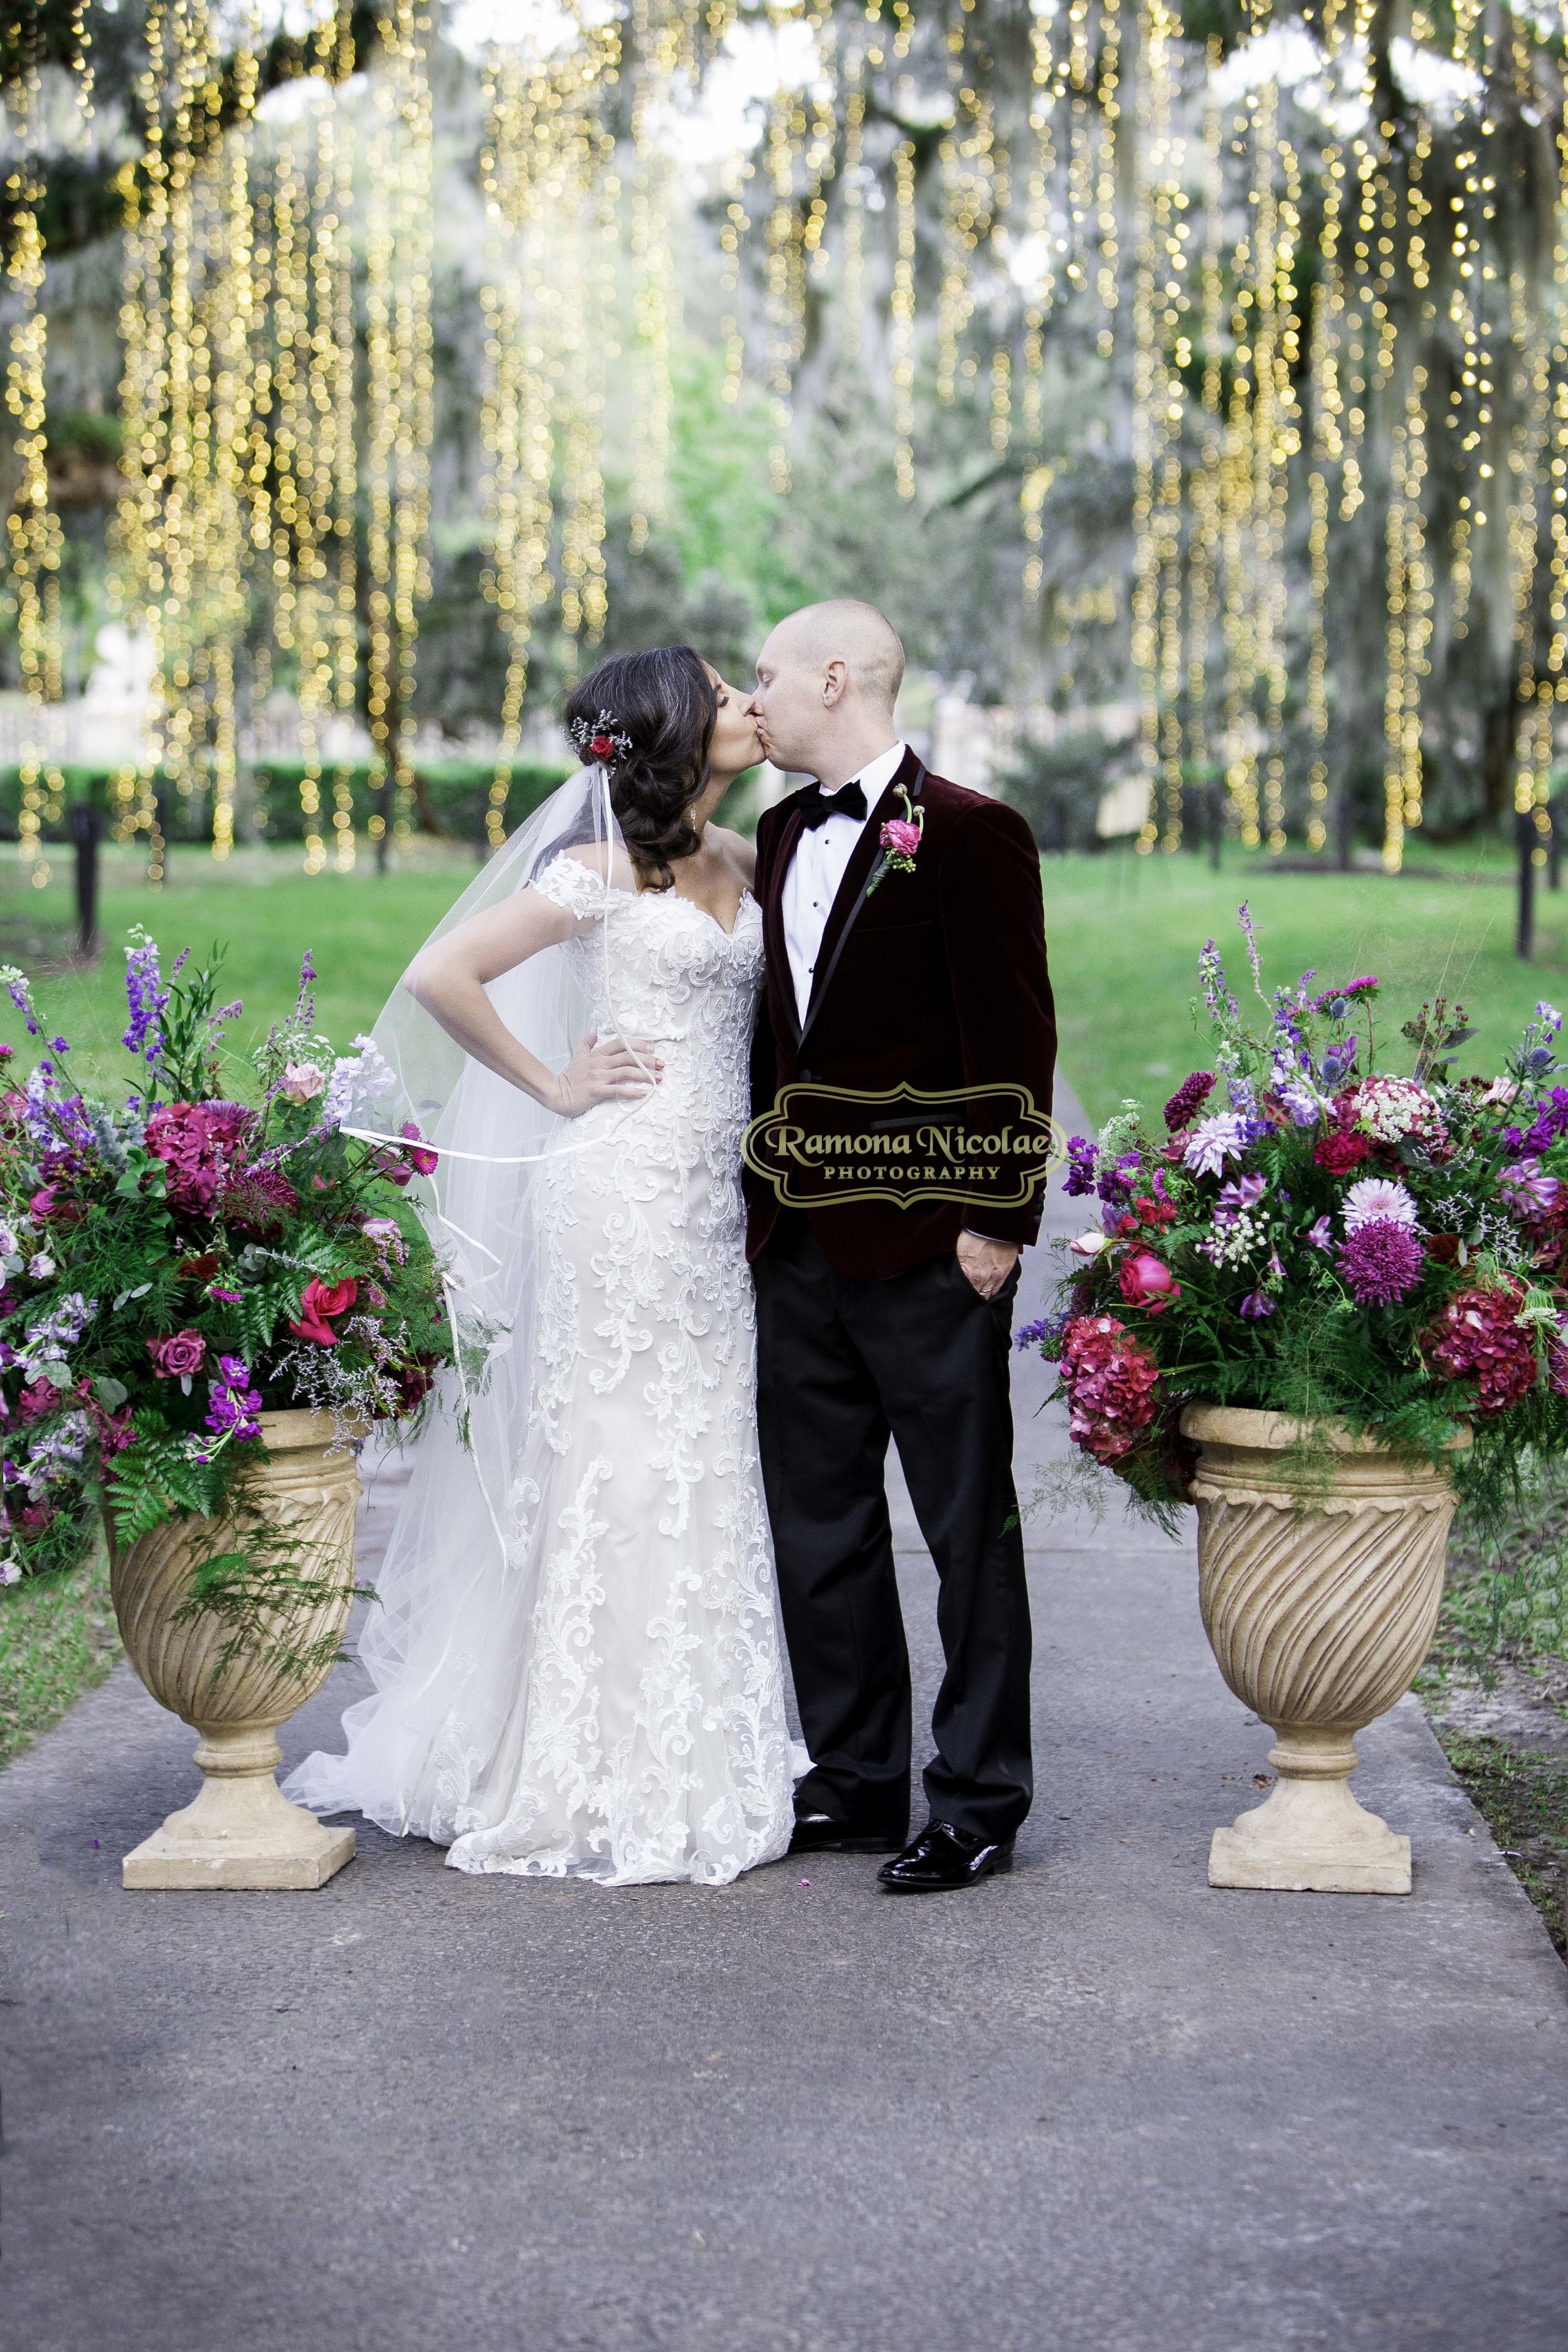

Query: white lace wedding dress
left=286, top=852, right=798, bottom=1887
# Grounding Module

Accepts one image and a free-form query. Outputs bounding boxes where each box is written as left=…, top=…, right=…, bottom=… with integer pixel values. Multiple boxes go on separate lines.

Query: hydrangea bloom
left=1422, top=1285, right=1539, bottom=1412
left=1336, top=1218, right=1427, bottom=1305
left=144, top=1101, right=253, bottom=1216
left=1059, top=1314, right=1161, bottom=1465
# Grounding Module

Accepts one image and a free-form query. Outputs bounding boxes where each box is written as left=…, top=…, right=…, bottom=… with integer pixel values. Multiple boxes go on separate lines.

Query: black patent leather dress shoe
left=877, top=1819, right=1015, bottom=1892
left=788, top=1814, right=905, bottom=1855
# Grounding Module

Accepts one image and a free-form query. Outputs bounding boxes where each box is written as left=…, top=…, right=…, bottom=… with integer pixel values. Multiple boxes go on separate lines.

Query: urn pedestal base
left=122, top=1722, right=355, bottom=1890
left=1207, top=1729, right=1411, bottom=1895
left=110, top=1407, right=365, bottom=1894
left=1182, top=1405, right=1465, bottom=1901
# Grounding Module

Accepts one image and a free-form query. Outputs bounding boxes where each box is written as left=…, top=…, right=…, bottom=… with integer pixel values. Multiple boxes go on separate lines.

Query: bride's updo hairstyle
left=565, top=646, right=718, bottom=892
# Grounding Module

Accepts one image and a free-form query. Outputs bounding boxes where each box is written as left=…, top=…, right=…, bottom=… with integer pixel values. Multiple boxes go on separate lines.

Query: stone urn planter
left=108, top=1407, right=365, bottom=1891
left=1181, top=1404, right=1468, bottom=1895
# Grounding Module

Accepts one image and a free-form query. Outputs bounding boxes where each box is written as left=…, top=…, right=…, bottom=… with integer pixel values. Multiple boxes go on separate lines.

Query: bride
left=285, top=645, right=800, bottom=1885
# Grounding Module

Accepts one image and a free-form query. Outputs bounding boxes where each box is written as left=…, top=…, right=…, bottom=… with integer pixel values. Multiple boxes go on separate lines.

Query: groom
left=746, top=601, right=1057, bottom=1892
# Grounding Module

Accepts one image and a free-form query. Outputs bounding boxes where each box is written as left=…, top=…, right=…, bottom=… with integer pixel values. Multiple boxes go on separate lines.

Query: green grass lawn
left=1044, top=847, right=1568, bottom=1125
left=0, top=1538, right=119, bottom=1771
left=3, top=834, right=1564, bottom=1122
left=0, top=839, right=483, bottom=1093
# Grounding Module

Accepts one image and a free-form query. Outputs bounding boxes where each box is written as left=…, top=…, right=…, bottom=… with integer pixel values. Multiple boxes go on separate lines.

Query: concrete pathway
left=4, top=1086, right=1567, bottom=2351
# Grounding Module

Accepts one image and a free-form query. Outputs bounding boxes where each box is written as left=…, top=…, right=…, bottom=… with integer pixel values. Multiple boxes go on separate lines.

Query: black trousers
left=754, top=1213, right=1033, bottom=1843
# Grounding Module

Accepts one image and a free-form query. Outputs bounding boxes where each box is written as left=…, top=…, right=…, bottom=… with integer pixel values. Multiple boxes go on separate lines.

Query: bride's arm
left=405, top=886, right=662, bottom=1117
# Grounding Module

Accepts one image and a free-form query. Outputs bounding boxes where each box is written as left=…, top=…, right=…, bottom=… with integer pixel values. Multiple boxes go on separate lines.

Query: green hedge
left=0, top=758, right=571, bottom=848
left=248, top=758, right=569, bottom=843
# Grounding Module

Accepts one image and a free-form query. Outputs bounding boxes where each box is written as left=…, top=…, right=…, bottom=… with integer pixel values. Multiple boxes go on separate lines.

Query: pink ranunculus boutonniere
left=866, top=787, right=925, bottom=895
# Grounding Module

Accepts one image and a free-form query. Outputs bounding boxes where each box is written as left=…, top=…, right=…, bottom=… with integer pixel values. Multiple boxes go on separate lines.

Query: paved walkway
left=4, top=1087, right=1568, bottom=2351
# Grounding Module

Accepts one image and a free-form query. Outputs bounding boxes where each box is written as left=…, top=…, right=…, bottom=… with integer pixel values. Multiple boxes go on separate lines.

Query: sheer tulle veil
left=285, top=762, right=644, bottom=1835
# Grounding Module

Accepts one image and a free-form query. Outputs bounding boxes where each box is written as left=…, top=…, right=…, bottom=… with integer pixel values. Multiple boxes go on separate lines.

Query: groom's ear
left=822, top=657, right=848, bottom=708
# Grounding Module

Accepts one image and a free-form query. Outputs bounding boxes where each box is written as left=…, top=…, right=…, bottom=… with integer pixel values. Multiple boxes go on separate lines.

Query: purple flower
left=1337, top=1218, right=1427, bottom=1306
left=206, top=1353, right=263, bottom=1443
left=1097, top=1151, right=1143, bottom=1207
left=1198, top=941, right=1240, bottom=1024
left=1216, top=1172, right=1268, bottom=1218
left=208, top=1287, right=243, bottom=1304
left=1499, top=1158, right=1560, bottom=1218
left=1062, top=1136, right=1098, bottom=1197
left=1182, top=1113, right=1249, bottom=1178
left=1163, top=1072, right=1216, bottom=1133
left=1237, top=900, right=1264, bottom=995
left=122, top=935, right=171, bottom=1066
left=1306, top=1216, right=1333, bottom=1251
left=1239, top=1290, right=1276, bottom=1320
left=1015, top=1311, right=1069, bottom=1357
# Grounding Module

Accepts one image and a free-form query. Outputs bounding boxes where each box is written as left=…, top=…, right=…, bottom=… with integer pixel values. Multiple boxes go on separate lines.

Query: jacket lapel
left=799, top=748, right=926, bottom=1049
left=764, top=797, right=808, bottom=1045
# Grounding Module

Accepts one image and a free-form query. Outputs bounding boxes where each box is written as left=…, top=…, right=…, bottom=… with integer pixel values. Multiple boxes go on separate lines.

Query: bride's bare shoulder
left=706, top=824, right=757, bottom=886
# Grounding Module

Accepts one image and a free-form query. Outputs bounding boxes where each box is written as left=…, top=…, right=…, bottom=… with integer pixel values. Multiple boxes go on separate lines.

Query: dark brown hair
left=566, top=646, right=717, bottom=890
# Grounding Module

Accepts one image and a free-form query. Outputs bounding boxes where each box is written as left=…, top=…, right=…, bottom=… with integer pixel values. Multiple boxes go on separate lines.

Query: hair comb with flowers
left=568, top=710, right=633, bottom=770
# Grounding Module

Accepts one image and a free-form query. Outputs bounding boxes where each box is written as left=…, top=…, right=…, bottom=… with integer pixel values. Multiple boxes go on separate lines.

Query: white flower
left=27, top=1253, right=54, bottom=1281
left=1181, top=1112, right=1249, bottom=1177
left=1351, top=1076, right=1443, bottom=1143
left=1068, top=1231, right=1107, bottom=1258
left=1342, top=1177, right=1420, bottom=1234
left=280, top=1059, right=327, bottom=1104
left=0, top=1558, right=20, bottom=1587
left=324, top=1034, right=398, bottom=1127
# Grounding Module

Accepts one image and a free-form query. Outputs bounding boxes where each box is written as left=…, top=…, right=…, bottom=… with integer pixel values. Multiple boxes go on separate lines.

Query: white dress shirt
left=781, top=740, right=908, bottom=1029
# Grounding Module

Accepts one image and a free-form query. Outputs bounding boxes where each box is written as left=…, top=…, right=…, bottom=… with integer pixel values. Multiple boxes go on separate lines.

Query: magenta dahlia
left=1336, top=1216, right=1427, bottom=1305
left=1421, top=1285, right=1539, bottom=1412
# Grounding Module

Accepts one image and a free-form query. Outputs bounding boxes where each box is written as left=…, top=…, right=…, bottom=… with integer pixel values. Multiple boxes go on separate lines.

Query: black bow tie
left=798, top=779, right=869, bottom=829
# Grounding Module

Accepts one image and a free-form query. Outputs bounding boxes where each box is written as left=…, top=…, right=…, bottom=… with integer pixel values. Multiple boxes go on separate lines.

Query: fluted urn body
left=1182, top=1404, right=1465, bottom=1895
left=110, top=1408, right=364, bottom=1890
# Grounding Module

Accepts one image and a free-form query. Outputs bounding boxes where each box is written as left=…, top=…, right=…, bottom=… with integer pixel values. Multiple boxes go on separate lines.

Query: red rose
left=1117, top=1251, right=1182, bottom=1315
left=289, top=1276, right=358, bottom=1347
left=147, top=1328, right=208, bottom=1380
left=1314, top=1130, right=1371, bottom=1173
left=590, top=733, right=615, bottom=760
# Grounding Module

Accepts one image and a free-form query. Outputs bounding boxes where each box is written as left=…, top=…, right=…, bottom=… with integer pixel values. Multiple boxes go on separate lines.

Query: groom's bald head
left=766, top=601, right=904, bottom=714
left=750, top=600, right=906, bottom=783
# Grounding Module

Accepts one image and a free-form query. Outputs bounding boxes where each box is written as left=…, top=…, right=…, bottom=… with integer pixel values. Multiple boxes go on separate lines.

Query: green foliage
left=172, top=1485, right=372, bottom=1690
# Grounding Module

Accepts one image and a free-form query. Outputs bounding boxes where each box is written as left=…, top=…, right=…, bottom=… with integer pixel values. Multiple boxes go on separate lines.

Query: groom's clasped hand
left=289, top=603, right=1056, bottom=1895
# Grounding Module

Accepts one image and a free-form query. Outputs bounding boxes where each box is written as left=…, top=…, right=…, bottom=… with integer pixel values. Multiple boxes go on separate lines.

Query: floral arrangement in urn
left=0, top=934, right=451, bottom=1586
left=1020, top=906, right=1568, bottom=1523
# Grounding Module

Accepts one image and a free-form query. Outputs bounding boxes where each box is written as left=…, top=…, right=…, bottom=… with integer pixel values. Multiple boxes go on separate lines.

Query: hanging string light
left=890, top=133, right=916, bottom=499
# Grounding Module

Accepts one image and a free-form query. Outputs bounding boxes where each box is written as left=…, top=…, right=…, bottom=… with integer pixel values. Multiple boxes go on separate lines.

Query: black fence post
left=70, top=799, right=102, bottom=956
left=1518, top=808, right=1538, bottom=960
left=1207, top=780, right=1223, bottom=871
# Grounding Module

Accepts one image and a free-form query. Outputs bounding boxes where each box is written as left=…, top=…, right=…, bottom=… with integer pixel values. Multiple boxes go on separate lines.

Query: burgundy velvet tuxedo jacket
left=745, top=747, right=1057, bottom=1278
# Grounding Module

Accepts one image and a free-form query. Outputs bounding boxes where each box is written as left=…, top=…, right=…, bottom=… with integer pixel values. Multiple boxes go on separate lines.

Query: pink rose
left=881, top=817, right=922, bottom=858
left=281, top=1061, right=327, bottom=1104
left=1117, top=1251, right=1182, bottom=1315
left=147, top=1328, right=208, bottom=1380
left=289, top=1276, right=358, bottom=1347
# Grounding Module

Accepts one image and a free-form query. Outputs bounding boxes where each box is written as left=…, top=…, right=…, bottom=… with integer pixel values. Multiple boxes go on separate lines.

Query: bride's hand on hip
left=550, top=1031, right=664, bottom=1116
